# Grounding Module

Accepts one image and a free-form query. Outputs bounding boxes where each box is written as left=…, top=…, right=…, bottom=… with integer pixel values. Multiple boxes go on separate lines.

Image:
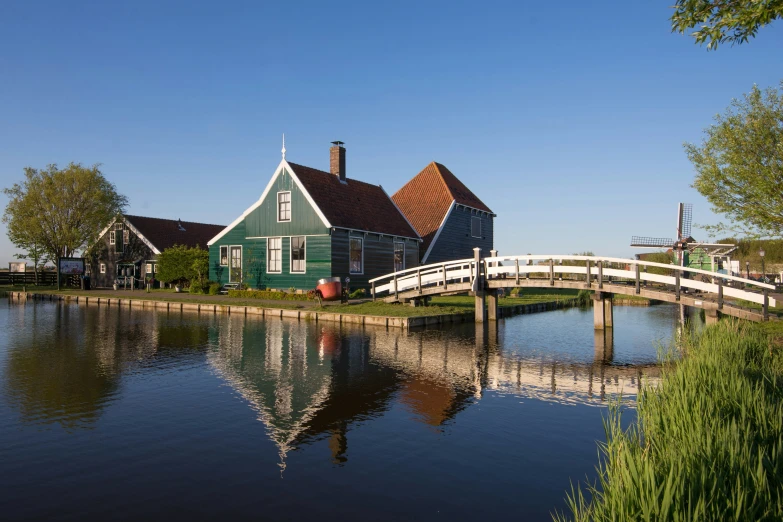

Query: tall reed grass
left=555, top=320, right=783, bottom=521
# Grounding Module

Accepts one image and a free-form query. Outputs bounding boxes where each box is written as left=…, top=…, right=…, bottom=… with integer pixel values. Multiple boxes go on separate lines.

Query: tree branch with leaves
left=685, top=81, right=783, bottom=238
left=671, top=0, right=783, bottom=49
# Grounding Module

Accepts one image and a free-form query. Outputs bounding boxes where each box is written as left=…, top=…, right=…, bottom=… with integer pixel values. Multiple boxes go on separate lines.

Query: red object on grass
left=316, top=277, right=342, bottom=301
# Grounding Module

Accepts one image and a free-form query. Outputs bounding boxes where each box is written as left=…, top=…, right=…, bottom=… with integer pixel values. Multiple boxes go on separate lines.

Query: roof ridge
left=287, top=161, right=384, bottom=190
left=124, top=214, right=225, bottom=228
left=429, top=162, right=457, bottom=203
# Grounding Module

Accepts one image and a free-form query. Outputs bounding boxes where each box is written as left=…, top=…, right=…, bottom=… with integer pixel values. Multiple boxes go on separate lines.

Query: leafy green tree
left=671, top=0, right=783, bottom=49
left=155, top=245, right=208, bottom=288
left=3, top=163, right=128, bottom=262
left=14, top=241, right=49, bottom=285
left=685, top=82, right=783, bottom=238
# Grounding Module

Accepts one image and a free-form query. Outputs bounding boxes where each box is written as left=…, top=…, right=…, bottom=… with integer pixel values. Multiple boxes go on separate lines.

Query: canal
left=0, top=300, right=679, bottom=521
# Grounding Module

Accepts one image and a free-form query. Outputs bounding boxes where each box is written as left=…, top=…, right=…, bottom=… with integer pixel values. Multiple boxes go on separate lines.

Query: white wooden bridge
left=369, top=249, right=776, bottom=327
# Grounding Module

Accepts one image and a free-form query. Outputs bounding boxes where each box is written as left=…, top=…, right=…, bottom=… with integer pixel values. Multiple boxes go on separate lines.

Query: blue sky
left=1, top=1, right=781, bottom=264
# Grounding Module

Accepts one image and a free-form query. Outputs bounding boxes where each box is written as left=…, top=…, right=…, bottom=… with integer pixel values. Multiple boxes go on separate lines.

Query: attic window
left=471, top=216, right=481, bottom=238
left=177, top=219, right=186, bottom=231
left=277, top=192, right=291, bottom=222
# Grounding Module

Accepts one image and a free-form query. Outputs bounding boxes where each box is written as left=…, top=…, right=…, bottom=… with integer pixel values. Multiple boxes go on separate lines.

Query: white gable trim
left=96, top=218, right=118, bottom=244
left=421, top=200, right=456, bottom=264
left=95, top=215, right=160, bottom=255
left=207, top=160, right=332, bottom=246
left=124, top=218, right=161, bottom=255
left=379, top=185, right=422, bottom=242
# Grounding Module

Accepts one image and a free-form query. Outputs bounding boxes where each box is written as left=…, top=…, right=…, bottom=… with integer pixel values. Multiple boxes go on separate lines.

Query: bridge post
left=487, top=289, right=499, bottom=321
left=549, top=259, right=554, bottom=286
left=593, top=291, right=613, bottom=330
left=717, top=278, right=723, bottom=310
left=635, top=264, right=640, bottom=294
left=763, top=289, right=769, bottom=321
left=594, top=328, right=614, bottom=363
left=675, top=270, right=681, bottom=300
left=597, top=261, right=603, bottom=290
left=515, top=258, right=520, bottom=286
left=394, top=274, right=399, bottom=301
left=417, top=269, right=422, bottom=295
left=585, top=260, right=591, bottom=288
left=372, top=281, right=376, bottom=302
left=705, top=308, right=720, bottom=325
left=442, top=264, right=447, bottom=290
left=473, top=248, right=486, bottom=323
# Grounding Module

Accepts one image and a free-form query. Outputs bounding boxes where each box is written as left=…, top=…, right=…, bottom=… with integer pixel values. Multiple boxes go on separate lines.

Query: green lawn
left=318, top=289, right=581, bottom=317
left=12, top=289, right=306, bottom=310
left=7, top=287, right=582, bottom=318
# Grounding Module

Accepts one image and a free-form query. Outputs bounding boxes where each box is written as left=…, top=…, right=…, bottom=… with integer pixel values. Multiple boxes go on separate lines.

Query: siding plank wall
left=244, top=168, right=329, bottom=237
left=426, top=207, right=493, bottom=263
left=209, top=221, right=332, bottom=291
left=331, top=229, right=419, bottom=290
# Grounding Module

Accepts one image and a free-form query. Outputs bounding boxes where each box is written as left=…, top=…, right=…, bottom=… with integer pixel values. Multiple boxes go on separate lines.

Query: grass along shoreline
left=556, top=320, right=783, bottom=521
left=4, top=287, right=583, bottom=318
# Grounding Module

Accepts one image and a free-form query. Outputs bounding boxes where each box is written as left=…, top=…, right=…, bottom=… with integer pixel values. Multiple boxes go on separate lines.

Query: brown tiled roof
left=124, top=215, right=225, bottom=252
left=287, top=162, right=419, bottom=239
left=391, top=162, right=493, bottom=255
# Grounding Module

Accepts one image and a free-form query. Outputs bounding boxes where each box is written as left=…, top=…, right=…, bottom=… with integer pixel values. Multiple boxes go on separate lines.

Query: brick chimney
left=330, top=141, right=346, bottom=182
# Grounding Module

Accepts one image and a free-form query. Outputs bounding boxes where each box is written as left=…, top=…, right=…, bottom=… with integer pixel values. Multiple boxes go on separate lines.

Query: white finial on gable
left=281, top=133, right=286, bottom=160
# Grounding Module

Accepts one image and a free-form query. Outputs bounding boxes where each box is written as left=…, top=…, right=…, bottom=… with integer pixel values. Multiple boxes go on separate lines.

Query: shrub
left=226, top=289, right=315, bottom=301
left=156, top=245, right=209, bottom=287
left=207, top=282, right=221, bottom=295
left=349, top=288, right=366, bottom=299
left=189, top=282, right=204, bottom=294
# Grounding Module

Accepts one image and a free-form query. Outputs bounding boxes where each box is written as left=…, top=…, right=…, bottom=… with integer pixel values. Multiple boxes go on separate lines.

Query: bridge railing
left=483, top=255, right=776, bottom=307
left=370, top=254, right=776, bottom=310
left=369, top=258, right=475, bottom=298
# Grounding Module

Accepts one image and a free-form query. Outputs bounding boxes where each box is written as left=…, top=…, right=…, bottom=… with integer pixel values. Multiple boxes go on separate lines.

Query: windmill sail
left=631, top=236, right=675, bottom=248
left=677, top=203, right=693, bottom=240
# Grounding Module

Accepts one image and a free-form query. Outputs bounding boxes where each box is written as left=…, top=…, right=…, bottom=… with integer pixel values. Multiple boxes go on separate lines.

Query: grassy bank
left=317, top=289, right=580, bottom=317
left=7, top=287, right=579, bottom=318
left=556, top=320, right=783, bottom=521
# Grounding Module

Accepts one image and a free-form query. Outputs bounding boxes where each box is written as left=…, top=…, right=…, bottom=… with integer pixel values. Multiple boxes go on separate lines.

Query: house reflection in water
left=207, top=317, right=658, bottom=468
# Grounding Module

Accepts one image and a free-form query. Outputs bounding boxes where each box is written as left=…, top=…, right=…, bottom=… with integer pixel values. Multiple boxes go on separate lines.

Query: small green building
left=207, top=143, right=421, bottom=291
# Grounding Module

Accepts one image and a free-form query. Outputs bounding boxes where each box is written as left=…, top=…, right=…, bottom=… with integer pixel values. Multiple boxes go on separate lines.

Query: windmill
left=631, top=203, right=737, bottom=273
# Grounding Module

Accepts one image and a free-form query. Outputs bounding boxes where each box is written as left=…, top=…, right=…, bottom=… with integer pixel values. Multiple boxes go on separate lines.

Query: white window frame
left=228, top=245, right=243, bottom=283
left=109, top=231, right=115, bottom=245
left=267, top=237, right=282, bottom=274
left=146, top=263, right=153, bottom=274
left=123, top=229, right=129, bottom=245
left=277, top=191, right=291, bottom=223
left=394, top=241, right=405, bottom=272
left=471, top=216, right=482, bottom=238
left=100, top=263, right=106, bottom=274
left=290, top=236, right=306, bottom=274
left=219, top=246, right=228, bottom=266
left=349, top=236, right=364, bottom=275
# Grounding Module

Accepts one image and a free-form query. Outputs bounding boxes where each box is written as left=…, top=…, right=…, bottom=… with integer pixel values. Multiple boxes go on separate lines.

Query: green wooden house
left=207, top=142, right=421, bottom=291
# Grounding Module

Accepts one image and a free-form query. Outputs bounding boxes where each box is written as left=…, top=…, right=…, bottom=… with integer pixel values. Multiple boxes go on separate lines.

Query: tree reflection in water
left=2, top=302, right=210, bottom=429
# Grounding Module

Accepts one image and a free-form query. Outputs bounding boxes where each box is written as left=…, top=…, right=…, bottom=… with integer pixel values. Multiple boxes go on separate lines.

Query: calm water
left=0, top=299, right=679, bottom=521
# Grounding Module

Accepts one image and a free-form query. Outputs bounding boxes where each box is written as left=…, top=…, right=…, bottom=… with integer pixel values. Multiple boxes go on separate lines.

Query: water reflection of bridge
left=208, top=317, right=659, bottom=467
